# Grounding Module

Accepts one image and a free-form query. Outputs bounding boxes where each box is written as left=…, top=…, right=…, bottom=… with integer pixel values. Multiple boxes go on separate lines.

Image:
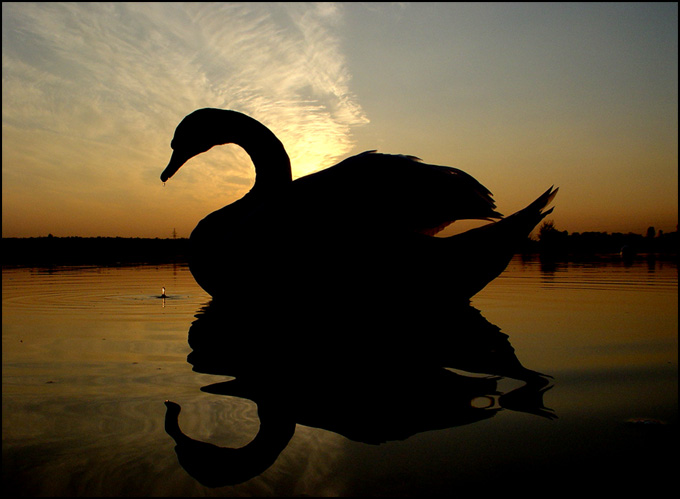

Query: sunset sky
left=2, top=2, right=677, bottom=238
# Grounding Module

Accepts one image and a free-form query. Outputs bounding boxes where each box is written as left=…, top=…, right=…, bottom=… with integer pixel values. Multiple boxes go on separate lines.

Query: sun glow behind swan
left=189, top=4, right=369, bottom=178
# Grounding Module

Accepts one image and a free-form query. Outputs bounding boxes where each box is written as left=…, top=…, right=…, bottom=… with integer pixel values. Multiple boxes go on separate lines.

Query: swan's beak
left=161, top=150, right=193, bottom=182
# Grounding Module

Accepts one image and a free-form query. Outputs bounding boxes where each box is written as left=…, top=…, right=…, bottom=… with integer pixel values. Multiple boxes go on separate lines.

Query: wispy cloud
left=186, top=3, right=369, bottom=175
left=2, top=2, right=368, bottom=236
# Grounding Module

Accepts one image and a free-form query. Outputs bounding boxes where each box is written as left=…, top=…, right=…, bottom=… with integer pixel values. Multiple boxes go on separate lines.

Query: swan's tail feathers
left=514, top=185, right=558, bottom=221
left=533, top=185, right=558, bottom=222
left=536, top=185, right=558, bottom=213
left=508, top=185, right=559, bottom=237
left=483, top=185, right=557, bottom=238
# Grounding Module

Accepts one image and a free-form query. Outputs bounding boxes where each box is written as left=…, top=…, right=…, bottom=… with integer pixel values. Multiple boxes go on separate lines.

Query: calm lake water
left=2, top=256, right=677, bottom=496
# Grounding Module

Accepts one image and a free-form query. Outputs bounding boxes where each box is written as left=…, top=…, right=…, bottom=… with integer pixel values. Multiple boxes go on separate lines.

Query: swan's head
left=161, top=108, right=236, bottom=182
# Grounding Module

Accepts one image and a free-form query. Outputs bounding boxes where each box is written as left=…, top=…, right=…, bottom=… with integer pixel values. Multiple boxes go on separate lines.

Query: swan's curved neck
left=225, top=111, right=293, bottom=193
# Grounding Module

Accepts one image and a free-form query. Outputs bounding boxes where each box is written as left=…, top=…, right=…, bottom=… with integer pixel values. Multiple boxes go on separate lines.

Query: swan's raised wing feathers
left=299, top=151, right=501, bottom=236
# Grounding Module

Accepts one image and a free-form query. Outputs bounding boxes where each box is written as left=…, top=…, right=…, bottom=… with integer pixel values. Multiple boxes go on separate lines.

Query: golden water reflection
left=2, top=256, right=677, bottom=495
left=472, top=256, right=677, bottom=373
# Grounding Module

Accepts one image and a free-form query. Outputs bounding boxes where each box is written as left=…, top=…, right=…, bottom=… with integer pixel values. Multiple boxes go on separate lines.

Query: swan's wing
left=402, top=159, right=502, bottom=235
left=293, top=151, right=501, bottom=236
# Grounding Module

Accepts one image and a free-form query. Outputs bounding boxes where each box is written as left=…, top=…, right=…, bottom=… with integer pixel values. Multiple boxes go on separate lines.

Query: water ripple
left=2, top=264, right=209, bottom=317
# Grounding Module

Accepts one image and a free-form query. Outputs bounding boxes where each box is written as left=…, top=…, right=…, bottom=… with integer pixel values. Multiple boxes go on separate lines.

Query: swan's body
left=161, top=108, right=556, bottom=302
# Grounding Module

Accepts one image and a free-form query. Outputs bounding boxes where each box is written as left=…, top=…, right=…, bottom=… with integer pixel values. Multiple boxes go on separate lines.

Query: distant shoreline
left=1, top=236, right=190, bottom=266
left=2, top=232, right=676, bottom=267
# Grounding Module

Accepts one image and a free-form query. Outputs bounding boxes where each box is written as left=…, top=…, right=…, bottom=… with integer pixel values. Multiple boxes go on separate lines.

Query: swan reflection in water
left=165, top=298, right=555, bottom=488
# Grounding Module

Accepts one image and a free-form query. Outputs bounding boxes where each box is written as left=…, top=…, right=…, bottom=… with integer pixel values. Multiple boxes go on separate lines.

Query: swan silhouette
left=161, top=108, right=556, bottom=301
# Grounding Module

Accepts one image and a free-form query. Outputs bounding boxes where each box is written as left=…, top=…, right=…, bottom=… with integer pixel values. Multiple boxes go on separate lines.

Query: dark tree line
left=1, top=236, right=190, bottom=266
left=530, top=221, right=677, bottom=258
left=2, top=223, right=677, bottom=266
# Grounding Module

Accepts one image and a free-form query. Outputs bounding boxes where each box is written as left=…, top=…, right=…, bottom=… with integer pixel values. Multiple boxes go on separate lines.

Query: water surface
left=2, top=257, right=677, bottom=496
